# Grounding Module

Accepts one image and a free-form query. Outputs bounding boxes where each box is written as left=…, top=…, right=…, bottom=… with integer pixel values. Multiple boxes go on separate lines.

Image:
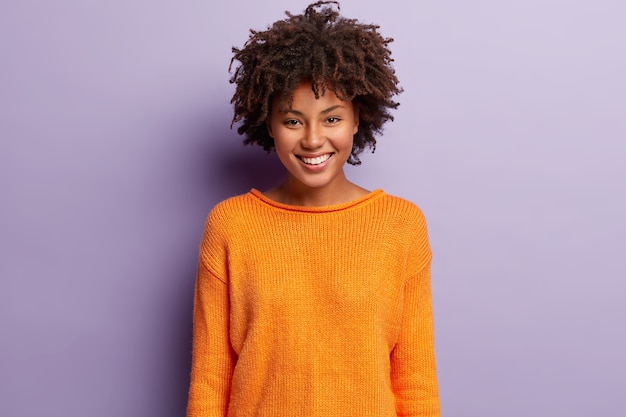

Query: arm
left=187, top=261, right=236, bottom=417
left=390, top=264, right=440, bottom=417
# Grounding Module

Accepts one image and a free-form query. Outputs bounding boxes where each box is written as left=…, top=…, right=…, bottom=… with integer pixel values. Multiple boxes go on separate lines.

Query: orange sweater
left=187, top=189, right=440, bottom=417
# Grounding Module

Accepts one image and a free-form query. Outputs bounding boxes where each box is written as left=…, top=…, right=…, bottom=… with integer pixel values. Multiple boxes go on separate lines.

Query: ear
left=266, top=118, right=274, bottom=138
left=352, top=109, right=359, bottom=135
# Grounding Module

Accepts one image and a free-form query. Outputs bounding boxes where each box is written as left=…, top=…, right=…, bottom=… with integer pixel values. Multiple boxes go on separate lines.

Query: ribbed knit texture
left=187, top=189, right=440, bottom=417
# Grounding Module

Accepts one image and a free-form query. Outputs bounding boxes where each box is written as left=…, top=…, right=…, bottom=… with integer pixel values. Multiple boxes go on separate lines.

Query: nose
left=301, top=124, right=324, bottom=149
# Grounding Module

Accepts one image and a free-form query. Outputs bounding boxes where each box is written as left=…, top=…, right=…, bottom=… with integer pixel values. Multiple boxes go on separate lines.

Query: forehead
left=272, top=81, right=348, bottom=112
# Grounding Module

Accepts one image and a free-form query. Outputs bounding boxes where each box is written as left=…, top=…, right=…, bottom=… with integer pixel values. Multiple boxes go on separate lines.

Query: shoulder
left=382, top=193, right=424, bottom=213
left=377, top=192, right=431, bottom=271
left=201, top=193, right=254, bottom=243
left=208, top=193, right=253, bottom=220
left=202, top=192, right=262, bottom=234
left=377, top=192, right=428, bottom=228
left=198, top=193, right=254, bottom=274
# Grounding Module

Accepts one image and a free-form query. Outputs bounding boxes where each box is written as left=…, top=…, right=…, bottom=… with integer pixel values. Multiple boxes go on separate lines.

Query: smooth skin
left=265, top=81, right=369, bottom=207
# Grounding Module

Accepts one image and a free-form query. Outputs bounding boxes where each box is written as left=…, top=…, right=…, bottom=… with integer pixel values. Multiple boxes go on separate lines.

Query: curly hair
left=229, top=1, right=402, bottom=165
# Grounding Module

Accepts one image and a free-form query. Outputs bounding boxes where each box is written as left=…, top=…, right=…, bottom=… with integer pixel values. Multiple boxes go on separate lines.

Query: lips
left=298, top=153, right=332, bottom=165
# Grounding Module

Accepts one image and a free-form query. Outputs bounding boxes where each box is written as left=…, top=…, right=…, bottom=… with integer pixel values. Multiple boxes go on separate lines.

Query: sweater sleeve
left=187, top=260, right=236, bottom=417
left=390, top=264, right=440, bottom=417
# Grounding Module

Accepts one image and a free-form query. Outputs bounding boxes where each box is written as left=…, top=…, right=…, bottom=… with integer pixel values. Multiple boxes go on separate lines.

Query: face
left=267, top=81, right=359, bottom=194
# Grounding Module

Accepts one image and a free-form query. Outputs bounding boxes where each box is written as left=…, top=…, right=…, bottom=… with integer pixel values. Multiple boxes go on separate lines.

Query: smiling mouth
left=297, top=154, right=333, bottom=165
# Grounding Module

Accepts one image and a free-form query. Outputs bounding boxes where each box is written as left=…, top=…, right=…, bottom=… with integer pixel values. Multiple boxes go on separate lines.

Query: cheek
left=272, top=131, right=294, bottom=154
left=345, top=125, right=357, bottom=146
left=274, top=140, right=296, bottom=169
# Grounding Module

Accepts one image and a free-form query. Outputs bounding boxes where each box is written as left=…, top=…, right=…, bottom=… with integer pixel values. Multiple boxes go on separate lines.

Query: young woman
left=187, top=2, right=440, bottom=416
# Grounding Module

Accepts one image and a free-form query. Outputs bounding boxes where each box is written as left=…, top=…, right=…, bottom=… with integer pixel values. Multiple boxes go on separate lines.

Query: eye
left=284, top=119, right=301, bottom=127
left=326, top=116, right=341, bottom=124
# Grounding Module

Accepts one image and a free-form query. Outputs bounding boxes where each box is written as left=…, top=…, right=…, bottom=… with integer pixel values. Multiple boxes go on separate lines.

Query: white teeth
left=301, top=154, right=331, bottom=165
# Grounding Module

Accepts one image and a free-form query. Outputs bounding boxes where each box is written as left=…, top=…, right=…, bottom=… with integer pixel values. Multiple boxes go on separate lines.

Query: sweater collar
left=248, top=188, right=385, bottom=213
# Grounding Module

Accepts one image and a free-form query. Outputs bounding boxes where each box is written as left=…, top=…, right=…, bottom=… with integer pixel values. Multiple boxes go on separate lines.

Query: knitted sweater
left=187, top=189, right=440, bottom=417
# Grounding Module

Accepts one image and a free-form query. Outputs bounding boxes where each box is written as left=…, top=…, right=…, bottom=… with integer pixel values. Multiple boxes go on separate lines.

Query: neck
left=267, top=176, right=369, bottom=207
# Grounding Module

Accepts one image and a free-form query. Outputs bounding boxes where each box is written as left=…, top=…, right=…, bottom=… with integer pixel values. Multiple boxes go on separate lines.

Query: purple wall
left=1, top=1, right=625, bottom=416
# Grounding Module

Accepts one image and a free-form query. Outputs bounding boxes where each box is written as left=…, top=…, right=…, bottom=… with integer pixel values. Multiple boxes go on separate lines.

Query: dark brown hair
left=229, top=1, right=402, bottom=164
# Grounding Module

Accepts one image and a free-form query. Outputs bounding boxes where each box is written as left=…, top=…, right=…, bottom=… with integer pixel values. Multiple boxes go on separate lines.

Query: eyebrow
left=282, top=105, right=345, bottom=116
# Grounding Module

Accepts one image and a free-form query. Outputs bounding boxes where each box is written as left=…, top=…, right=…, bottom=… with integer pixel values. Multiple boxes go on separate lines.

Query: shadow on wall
left=191, top=113, right=285, bottom=205
left=166, top=112, right=284, bottom=416
left=215, top=142, right=285, bottom=196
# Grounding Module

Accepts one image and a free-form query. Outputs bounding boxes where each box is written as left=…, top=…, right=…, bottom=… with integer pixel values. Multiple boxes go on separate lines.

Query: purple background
left=1, top=1, right=625, bottom=416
